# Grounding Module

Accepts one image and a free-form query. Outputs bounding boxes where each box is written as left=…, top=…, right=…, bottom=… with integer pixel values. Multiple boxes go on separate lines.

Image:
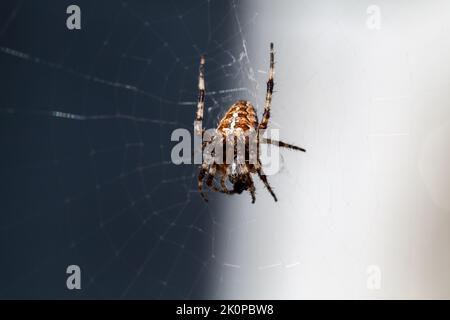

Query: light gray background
left=211, top=0, right=450, bottom=299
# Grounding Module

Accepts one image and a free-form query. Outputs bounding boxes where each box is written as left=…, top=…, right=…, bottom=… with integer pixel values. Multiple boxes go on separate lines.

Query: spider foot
left=200, top=192, right=208, bottom=203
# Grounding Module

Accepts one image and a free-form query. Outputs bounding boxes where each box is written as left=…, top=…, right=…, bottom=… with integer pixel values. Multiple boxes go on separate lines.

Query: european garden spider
left=196, top=43, right=305, bottom=203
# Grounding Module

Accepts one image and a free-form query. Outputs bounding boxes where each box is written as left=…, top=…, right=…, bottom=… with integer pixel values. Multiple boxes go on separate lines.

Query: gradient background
left=1, top=0, right=450, bottom=299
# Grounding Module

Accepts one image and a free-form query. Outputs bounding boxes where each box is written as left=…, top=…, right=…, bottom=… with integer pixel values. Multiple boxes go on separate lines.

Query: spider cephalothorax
left=195, top=43, right=306, bottom=203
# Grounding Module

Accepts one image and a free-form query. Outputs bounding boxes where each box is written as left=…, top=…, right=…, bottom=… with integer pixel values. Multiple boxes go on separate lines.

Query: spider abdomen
left=217, top=100, right=258, bottom=135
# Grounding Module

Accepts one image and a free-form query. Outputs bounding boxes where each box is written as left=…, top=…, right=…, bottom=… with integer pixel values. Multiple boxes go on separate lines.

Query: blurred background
left=1, top=0, right=450, bottom=299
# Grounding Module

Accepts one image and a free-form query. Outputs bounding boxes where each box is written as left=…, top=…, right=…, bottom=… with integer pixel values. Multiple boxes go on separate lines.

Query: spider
left=195, top=43, right=305, bottom=203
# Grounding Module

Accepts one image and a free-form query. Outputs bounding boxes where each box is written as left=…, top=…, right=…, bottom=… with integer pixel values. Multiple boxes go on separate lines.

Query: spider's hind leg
left=195, top=56, right=206, bottom=135
left=258, top=43, right=275, bottom=132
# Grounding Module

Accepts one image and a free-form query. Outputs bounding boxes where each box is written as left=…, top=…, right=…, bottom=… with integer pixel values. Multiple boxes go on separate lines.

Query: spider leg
left=210, top=170, right=234, bottom=195
left=195, top=56, right=206, bottom=135
left=256, top=165, right=278, bottom=202
left=220, top=173, right=233, bottom=194
left=247, top=174, right=256, bottom=204
left=198, top=164, right=208, bottom=202
left=258, top=43, right=275, bottom=132
left=205, top=165, right=220, bottom=192
left=262, top=138, right=306, bottom=152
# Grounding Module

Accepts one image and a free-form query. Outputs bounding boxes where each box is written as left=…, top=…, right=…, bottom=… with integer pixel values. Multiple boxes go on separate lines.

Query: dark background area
left=0, top=0, right=248, bottom=299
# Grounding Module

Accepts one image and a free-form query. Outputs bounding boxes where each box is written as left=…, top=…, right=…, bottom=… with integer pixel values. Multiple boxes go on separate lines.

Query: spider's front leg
left=256, top=161, right=278, bottom=202
left=247, top=174, right=256, bottom=204
left=219, top=173, right=233, bottom=194
left=198, top=164, right=208, bottom=202
left=205, top=165, right=221, bottom=193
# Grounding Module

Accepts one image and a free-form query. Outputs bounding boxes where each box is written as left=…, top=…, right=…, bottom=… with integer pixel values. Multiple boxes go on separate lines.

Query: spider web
left=0, top=0, right=259, bottom=299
